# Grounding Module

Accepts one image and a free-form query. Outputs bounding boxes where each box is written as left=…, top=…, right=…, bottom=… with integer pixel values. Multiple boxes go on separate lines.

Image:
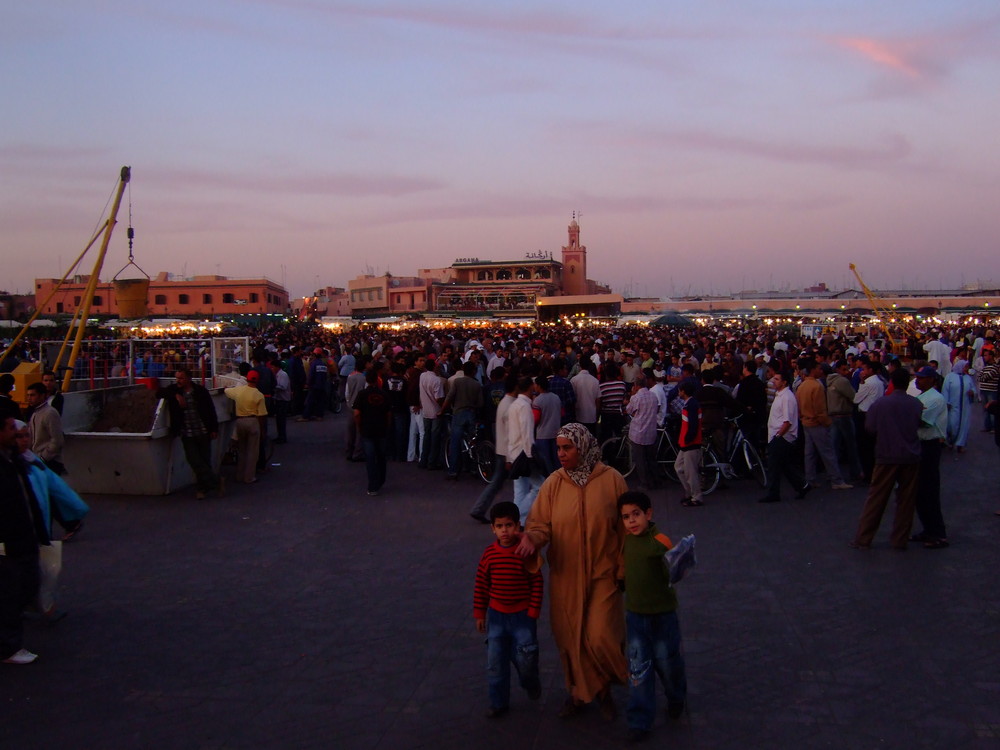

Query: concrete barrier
left=62, top=384, right=234, bottom=495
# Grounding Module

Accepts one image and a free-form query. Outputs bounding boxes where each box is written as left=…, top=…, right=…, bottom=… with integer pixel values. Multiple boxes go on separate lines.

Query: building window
left=56, top=302, right=64, bottom=313
left=477, top=270, right=494, bottom=281
left=154, top=294, right=167, bottom=305
left=496, top=269, right=512, bottom=281
left=222, top=293, right=234, bottom=303
left=249, top=293, right=259, bottom=303
left=377, top=289, right=382, bottom=300
left=179, top=294, right=189, bottom=304
left=203, top=294, right=213, bottom=304
left=516, top=267, right=531, bottom=280
left=74, top=296, right=81, bottom=305
left=92, top=295, right=103, bottom=305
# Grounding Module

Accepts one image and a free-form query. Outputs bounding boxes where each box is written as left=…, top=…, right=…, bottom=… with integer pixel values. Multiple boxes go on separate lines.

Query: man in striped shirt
left=473, top=501, right=543, bottom=718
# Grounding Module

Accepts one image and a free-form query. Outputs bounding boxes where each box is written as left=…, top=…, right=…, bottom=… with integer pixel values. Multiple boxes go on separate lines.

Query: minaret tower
left=560, top=212, right=587, bottom=296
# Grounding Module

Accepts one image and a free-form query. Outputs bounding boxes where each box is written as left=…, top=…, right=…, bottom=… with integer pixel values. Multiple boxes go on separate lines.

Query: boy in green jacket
left=618, top=490, right=688, bottom=743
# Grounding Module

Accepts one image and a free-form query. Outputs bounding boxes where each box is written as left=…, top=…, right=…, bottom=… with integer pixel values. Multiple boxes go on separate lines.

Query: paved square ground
left=3, top=416, right=998, bottom=750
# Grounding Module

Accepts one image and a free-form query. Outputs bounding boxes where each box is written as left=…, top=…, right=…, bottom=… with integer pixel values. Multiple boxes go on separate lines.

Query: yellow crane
left=849, top=263, right=920, bottom=354
left=0, top=166, right=131, bottom=386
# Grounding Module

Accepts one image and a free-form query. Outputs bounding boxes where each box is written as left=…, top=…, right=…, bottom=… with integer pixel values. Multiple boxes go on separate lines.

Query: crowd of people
left=3, top=318, right=998, bottom=740
left=199, top=320, right=998, bottom=521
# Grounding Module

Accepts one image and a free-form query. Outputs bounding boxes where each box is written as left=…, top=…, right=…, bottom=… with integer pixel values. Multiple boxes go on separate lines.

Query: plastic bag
left=665, top=534, right=696, bottom=584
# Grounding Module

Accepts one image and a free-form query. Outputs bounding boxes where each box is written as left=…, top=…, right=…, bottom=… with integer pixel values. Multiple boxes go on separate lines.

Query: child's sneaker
left=3, top=648, right=38, bottom=664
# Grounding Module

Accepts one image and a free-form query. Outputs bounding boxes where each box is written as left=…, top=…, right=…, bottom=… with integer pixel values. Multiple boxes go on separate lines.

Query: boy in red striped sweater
left=473, top=501, right=544, bottom=718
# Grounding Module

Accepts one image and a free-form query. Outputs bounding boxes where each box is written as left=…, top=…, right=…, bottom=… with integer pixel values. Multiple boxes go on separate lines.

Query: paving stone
left=1, top=414, right=997, bottom=750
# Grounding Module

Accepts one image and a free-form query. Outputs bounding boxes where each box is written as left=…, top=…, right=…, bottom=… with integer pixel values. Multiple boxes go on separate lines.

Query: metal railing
left=39, top=337, right=250, bottom=391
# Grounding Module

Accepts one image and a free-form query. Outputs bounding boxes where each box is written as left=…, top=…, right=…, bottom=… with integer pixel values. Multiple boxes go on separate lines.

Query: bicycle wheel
left=742, top=440, right=767, bottom=487
left=656, top=434, right=680, bottom=483
left=473, top=440, right=496, bottom=483
left=601, top=437, right=634, bottom=478
left=700, top=447, right=721, bottom=495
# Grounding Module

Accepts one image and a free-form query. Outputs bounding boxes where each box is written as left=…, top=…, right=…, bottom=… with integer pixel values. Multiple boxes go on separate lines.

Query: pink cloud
left=832, top=15, right=1000, bottom=82
left=836, top=37, right=923, bottom=77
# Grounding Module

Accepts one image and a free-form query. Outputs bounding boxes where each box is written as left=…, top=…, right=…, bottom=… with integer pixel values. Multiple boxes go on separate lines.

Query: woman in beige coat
left=516, top=423, right=629, bottom=720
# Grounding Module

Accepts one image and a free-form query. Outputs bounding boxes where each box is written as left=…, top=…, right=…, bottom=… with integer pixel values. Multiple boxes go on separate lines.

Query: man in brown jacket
left=796, top=359, right=852, bottom=491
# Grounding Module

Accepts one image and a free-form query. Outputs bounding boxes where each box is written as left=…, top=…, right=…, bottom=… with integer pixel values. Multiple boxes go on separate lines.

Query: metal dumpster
left=62, top=383, right=234, bottom=495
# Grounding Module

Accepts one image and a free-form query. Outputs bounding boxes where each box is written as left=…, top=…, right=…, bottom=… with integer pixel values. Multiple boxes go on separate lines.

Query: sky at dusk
left=2, top=1, right=999, bottom=300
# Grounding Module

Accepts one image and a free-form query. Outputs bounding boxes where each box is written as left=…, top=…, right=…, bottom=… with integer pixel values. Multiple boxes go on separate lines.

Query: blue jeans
left=626, top=610, right=687, bottom=731
left=982, top=390, right=997, bottom=430
left=447, top=409, right=476, bottom=476
left=486, top=608, right=540, bottom=711
left=470, top=456, right=510, bottom=518
left=361, top=437, right=387, bottom=493
left=513, top=472, right=543, bottom=521
left=419, top=417, right=444, bottom=468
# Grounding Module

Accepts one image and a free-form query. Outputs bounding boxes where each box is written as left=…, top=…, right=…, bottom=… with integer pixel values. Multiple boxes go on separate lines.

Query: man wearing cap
left=157, top=369, right=223, bottom=499
left=910, top=366, right=949, bottom=549
left=225, top=371, right=268, bottom=484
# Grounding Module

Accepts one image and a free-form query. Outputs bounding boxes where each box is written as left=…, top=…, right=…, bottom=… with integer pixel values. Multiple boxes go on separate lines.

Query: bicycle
left=443, top=421, right=496, bottom=482
left=328, top=374, right=344, bottom=414
left=654, top=419, right=681, bottom=483
left=600, top=432, right=634, bottom=478
left=699, top=414, right=767, bottom=494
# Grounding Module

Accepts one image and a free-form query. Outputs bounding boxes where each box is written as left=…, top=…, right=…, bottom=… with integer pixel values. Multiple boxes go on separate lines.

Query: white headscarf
left=12, top=419, right=40, bottom=463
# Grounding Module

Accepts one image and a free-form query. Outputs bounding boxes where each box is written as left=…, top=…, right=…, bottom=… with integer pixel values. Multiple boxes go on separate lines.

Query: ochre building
left=34, top=272, right=289, bottom=317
